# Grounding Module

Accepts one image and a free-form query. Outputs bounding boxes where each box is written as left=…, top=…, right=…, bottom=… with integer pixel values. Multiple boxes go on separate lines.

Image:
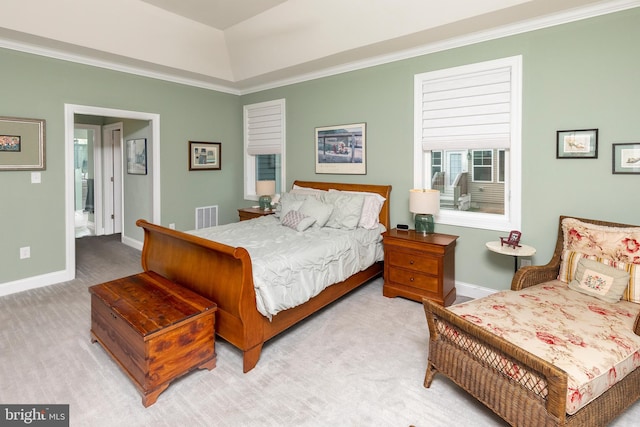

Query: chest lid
left=89, top=271, right=216, bottom=337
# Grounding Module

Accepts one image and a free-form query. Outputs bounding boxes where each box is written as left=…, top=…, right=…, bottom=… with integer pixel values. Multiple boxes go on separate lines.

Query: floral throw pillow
left=562, top=217, right=640, bottom=264
left=569, top=258, right=630, bottom=303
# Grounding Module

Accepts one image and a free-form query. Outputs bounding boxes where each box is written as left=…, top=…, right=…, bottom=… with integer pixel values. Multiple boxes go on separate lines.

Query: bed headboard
left=292, top=180, right=392, bottom=231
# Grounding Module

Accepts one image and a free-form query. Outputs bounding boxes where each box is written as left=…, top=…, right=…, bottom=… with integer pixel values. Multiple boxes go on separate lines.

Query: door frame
left=64, top=104, right=161, bottom=280
left=101, top=122, right=124, bottom=236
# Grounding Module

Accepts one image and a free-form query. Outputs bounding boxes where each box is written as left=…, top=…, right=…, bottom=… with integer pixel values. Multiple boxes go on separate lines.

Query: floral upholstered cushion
left=446, top=281, right=640, bottom=415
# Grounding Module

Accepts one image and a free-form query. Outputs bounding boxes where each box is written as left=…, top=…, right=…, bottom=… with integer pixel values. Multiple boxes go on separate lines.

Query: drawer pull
left=409, top=260, right=414, bottom=265
left=410, top=277, right=415, bottom=282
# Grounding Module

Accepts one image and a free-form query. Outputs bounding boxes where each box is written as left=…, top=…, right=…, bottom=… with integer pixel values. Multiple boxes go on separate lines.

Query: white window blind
left=419, top=65, right=512, bottom=151
left=245, top=99, right=285, bottom=155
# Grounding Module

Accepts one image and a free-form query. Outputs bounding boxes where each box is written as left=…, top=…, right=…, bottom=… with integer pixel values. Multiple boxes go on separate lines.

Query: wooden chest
left=89, top=271, right=217, bottom=407
left=383, top=229, right=458, bottom=306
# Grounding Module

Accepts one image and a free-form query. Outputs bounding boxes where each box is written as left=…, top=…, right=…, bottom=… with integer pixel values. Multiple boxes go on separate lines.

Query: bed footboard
left=423, top=298, right=568, bottom=427
left=136, top=219, right=265, bottom=370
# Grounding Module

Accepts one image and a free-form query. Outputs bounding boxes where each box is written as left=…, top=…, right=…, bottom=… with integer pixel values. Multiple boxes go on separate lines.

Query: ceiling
left=0, top=0, right=636, bottom=93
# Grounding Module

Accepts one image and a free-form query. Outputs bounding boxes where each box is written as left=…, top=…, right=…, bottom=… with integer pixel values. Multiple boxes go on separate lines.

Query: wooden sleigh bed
left=136, top=181, right=391, bottom=372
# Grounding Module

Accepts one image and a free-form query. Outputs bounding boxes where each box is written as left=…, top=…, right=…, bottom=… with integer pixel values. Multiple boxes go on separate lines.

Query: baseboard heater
left=195, top=205, right=218, bottom=230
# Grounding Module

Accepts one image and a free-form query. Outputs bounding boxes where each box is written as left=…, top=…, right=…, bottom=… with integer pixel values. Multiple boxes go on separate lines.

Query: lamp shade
left=256, top=180, right=276, bottom=196
left=409, top=189, right=440, bottom=215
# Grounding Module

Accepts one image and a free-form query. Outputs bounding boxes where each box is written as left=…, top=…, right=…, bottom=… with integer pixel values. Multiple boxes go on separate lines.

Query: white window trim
left=243, top=99, right=286, bottom=200
left=413, top=55, right=522, bottom=232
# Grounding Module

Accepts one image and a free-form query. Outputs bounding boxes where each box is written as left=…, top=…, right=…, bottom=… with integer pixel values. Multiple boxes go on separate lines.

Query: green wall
left=1, top=7, right=639, bottom=293
left=241, top=8, right=640, bottom=290
left=0, top=48, right=242, bottom=284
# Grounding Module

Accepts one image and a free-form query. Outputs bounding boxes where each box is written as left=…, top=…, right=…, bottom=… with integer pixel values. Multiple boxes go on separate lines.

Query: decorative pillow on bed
left=568, top=258, right=630, bottom=303
left=290, top=185, right=326, bottom=198
left=328, top=189, right=385, bottom=229
left=298, top=196, right=333, bottom=227
left=559, top=249, right=640, bottom=303
left=281, top=210, right=316, bottom=232
left=275, top=192, right=307, bottom=218
left=322, top=191, right=365, bottom=230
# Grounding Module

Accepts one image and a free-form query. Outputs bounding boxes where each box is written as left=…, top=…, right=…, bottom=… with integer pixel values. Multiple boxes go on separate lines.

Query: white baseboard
left=122, top=235, right=143, bottom=251
left=0, top=270, right=73, bottom=298
left=456, top=281, right=500, bottom=300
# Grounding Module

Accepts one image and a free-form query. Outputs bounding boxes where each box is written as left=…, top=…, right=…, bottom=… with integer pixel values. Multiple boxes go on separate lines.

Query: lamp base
left=258, top=195, right=272, bottom=210
left=414, top=214, right=434, bottom=235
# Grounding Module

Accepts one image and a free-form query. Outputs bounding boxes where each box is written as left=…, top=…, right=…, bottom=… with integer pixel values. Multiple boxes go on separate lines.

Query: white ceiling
left=0, top=0, right=636, bottom=93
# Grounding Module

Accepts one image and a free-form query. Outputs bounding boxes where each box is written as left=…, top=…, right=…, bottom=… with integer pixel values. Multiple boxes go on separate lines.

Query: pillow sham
left=322, top=191, right=365, bottom=230
left=281, top=210, right=316, bottom=232
left=298, top=196, right=333, bottom=227
left=569, top=258, right=630, bottom=303
left=328, top=189, right=385, bottom=229
left=275, top=192, right=307, bottom=218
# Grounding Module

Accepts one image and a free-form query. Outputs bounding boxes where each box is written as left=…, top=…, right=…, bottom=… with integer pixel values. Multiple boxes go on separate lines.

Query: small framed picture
left=126, top=138, right=147, bottom=175
left=0, top=116, right=46, bottom=170
left=189, top=141, right=221, bottom=171
left=556, top=129, right=598, bottom=159
left=612, top=143, right=640, bottom=174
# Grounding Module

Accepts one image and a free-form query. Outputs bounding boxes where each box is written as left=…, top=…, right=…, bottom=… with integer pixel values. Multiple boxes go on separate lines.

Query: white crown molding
left=0, top=0, right=638, bottom=96
left=239, top=0, right=640, bottom=94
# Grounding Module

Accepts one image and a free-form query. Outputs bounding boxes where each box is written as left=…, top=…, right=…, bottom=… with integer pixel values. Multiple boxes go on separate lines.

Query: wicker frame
left=423, top=216, right=640, bottom=427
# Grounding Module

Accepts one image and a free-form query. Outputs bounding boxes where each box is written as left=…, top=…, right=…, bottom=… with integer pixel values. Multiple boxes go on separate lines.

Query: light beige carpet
left=1, top=234, right=638, bottom=426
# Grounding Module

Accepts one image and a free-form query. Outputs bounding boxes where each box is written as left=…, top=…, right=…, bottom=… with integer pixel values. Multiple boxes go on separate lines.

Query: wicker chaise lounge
left=423, top=216, right=640, bottom=427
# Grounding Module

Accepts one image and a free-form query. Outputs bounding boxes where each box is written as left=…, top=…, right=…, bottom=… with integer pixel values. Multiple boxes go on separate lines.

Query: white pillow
left=275, top=192, right=307, bottom=218
left=290, top=185, right=326, bottom=199
left=299, top=196, right=334, bottom=227
left=322, top=191, right=365, bottom=230
left=329, top=189, right=385, bottom=229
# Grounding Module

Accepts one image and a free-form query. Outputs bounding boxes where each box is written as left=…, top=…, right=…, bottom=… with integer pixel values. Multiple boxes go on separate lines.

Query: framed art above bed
left=315, top=123, right=366, bottom=174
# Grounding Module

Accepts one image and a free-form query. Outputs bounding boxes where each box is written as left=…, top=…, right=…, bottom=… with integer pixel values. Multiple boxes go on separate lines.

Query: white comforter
left=188, top=216, right=385, bottom=319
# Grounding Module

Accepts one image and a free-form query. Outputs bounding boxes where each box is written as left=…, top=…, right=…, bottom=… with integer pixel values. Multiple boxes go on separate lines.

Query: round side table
left=486, top=241, right=536, bottom=272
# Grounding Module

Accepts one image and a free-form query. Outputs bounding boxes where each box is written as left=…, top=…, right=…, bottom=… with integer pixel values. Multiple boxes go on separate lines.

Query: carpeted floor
left=1, top=234, right=639, bottom=426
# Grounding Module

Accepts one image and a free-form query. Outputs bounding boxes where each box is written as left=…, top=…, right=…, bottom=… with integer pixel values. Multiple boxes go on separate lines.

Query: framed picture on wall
left=315, top=123, right=366, bottom=174
left=0, top=116, right=46, bottom=170
left=612, top=143, right=640, bottom=174
left=126, top=138, right=147, bottom=175
left=556, top=128, right=598, bottom=159
left=189, top=141, right=221, bottom=171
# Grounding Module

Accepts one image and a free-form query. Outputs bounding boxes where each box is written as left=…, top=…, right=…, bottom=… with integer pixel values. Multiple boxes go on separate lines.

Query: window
left=472, top=150, right=493, bottom=182
left=413, top=56, right=522, bottom=231
left=244, top=99, right=286, bottom=200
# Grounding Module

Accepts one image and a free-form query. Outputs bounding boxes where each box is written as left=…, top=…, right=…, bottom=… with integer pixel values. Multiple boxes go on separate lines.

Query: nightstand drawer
left=388, top=267, right=438, bottom=292
left=388, top=250, right=439, bottom=275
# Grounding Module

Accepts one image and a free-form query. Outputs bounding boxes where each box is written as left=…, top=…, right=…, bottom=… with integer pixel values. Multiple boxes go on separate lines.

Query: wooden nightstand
left=383, top=229, right=458, bottom=306
left=238, top=207, right=275, bottom=221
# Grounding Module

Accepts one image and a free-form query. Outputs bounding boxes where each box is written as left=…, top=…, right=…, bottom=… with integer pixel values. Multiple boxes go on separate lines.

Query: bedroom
left=1, top=0, right=639, bottom=425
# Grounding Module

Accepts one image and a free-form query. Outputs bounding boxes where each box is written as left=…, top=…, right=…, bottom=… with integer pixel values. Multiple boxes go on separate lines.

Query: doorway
left=64, top=104, right=161, bottom=282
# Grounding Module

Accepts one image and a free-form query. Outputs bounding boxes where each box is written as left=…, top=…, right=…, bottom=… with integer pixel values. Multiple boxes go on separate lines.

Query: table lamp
left=256, top=180, right=276, bottom=210
left=409, top=189, right=440, bottom=235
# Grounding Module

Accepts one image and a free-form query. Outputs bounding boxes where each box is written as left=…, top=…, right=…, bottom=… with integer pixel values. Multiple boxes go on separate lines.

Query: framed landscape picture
left=126, top=138, right=147, bottom=175
left=315, top=123, right=366, bottom=174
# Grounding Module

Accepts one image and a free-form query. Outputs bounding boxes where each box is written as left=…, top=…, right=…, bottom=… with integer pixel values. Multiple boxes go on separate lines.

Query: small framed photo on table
left=556, top=129, right=598, bottom=159
left=612, top=143, right=640, bottom=174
